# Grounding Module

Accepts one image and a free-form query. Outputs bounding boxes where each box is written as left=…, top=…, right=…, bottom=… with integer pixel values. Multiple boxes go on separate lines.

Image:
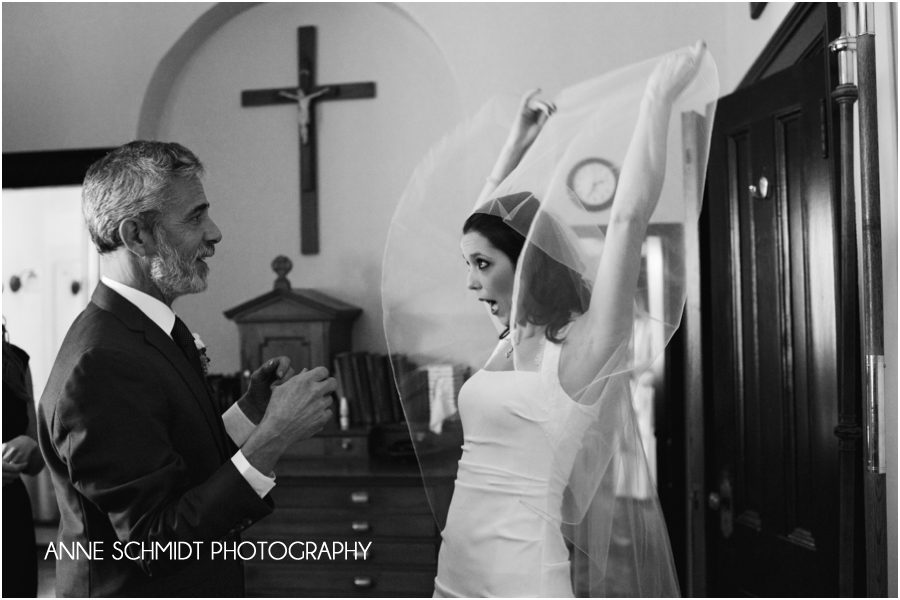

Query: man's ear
left=119, top=218, right=156, bottom=257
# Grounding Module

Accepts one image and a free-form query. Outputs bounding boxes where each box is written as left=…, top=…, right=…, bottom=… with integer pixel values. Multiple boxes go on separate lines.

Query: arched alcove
left=142, top=2, right=461, bottom=372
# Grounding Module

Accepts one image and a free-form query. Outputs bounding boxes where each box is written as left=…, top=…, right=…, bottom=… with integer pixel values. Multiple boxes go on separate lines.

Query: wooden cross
left=241, top=26, right=376, bottom=255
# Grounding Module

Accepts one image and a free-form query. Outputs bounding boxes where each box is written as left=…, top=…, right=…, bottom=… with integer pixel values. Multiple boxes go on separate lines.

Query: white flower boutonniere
left=192, top=333, right=211, bottom=376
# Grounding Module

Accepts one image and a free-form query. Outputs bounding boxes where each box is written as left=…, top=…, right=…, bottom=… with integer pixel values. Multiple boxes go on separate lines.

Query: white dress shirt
left=101, top=276, right=275, bottom=497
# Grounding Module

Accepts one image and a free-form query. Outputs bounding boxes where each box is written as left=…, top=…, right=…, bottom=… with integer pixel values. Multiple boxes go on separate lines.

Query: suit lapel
left=91, top=283, right=231, bottom=460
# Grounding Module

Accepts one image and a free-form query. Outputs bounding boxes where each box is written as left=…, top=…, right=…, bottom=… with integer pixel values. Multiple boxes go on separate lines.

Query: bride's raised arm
left=477, top=89, right=556, bottom=205
left=565, top=41, right=706, bottom=387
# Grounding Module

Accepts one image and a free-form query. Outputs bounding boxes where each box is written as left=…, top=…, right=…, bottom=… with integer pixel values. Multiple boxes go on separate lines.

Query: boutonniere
left=192, top=333, right=211, bottom=376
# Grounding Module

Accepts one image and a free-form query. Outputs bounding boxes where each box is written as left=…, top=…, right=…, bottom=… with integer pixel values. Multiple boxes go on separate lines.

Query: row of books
left=331, top=352, right=469, bottom=431
left=333, top=352, right=402, bottom=426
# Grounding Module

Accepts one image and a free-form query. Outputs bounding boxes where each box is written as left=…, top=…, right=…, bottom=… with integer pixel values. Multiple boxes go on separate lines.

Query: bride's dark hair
left=463, top=192, right=591, bottom=343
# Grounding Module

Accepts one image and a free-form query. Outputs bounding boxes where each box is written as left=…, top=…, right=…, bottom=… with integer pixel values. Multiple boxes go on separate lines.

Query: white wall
left=0, top=2, right=797, bottom=156
left=403, top=2, right=795, bottom=107
left=1, top=2, right=212, bottom=151
left=1, top=3, right=798, bottom=150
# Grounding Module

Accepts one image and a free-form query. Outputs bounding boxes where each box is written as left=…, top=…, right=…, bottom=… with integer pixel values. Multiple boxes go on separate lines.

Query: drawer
left=271, top=483, right=431, bottom=512
left=284, top=433, right=369, bottom=460
left=245, top=564, right=436, bottom=596
left=248, top=509, right=439, bottom=538
left=244, top=539, right=437, bottom=566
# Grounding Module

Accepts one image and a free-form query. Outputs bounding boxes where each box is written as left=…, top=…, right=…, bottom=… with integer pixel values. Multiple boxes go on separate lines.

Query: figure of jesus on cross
left=242, top=27, right=377, bottom=254
left=278, top=77, right=330, bottom=146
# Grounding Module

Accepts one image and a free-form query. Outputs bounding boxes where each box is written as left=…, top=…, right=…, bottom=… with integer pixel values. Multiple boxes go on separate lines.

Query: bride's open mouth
left=480, top=299, right=499, bottom=315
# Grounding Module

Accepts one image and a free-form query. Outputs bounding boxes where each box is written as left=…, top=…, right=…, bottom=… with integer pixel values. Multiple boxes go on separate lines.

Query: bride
left=383, top=41, right=718, bottom=597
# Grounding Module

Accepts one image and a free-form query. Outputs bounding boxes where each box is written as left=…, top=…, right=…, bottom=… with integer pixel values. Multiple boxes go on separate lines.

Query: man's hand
left=2, top=435, right=41, bottom=483
left=238, top=357, right=294, bottom=424
left=3, top=435, right=38, bottom=464
left=241, top=366, right=337, bottom=474
left=2, top=459, right=26, bottom=486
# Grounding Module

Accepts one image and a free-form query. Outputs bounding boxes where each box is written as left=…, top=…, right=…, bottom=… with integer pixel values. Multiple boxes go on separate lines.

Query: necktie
left=172, top=317, right=203, bottom=378
left=171, top=317, right=226, bottom=456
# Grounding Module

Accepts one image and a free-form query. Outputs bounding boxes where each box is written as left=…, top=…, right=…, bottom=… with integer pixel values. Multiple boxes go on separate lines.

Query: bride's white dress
left=434, top=338, right=596, bottom=597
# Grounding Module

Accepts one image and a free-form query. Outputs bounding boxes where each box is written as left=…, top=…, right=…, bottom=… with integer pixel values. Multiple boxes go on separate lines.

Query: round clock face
left=567, top=157, right=618, bottom=212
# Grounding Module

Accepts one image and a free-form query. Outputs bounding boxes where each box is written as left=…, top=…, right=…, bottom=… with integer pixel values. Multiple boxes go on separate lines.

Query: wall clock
left=566, top=157, right=619, bottom=212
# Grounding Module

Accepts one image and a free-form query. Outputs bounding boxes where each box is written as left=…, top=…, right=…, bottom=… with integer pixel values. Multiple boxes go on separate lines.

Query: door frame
left=2, top=147, right=113, bottom=524
left=685, top=3, right=844, bottom=596
left=3, top=148, right=114, bottom=188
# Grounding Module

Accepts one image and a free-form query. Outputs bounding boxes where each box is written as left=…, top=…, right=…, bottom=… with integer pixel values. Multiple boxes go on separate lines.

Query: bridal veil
left=382, top=46, right=718, bottom=596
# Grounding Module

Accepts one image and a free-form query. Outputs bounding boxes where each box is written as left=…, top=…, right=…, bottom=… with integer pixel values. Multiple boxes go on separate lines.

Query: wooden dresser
left=243, top=447, right=457, bottom=597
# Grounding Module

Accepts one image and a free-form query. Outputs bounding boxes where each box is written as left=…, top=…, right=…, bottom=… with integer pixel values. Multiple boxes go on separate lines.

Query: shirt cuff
left=223, top=402, right=256, bottom=447
left=231, top=451, right=276, bottom=498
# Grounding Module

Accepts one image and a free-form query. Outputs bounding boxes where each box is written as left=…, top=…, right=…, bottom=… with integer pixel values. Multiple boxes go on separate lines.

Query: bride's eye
left=476, top=259, right=490, bottom=270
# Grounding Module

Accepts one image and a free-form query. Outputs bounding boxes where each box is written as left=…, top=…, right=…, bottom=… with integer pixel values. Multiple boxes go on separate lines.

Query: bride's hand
left=480, top=89, right=556, bottom=199
left=505, top=88, right=556, bottom=153
left=646, top=40, right=706, bottom=106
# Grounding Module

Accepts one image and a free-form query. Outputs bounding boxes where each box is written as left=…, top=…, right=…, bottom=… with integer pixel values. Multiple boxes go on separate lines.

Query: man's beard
left=149, top=226, right=213, bottom=300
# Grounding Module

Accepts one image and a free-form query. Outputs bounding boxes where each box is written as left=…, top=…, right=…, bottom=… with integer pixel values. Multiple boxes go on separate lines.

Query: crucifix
left=241, top=26, right=377, bottom=255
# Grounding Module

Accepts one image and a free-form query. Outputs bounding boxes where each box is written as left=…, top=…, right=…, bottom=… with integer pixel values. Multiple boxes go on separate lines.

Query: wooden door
left=702, top=55, right=844, bottom=596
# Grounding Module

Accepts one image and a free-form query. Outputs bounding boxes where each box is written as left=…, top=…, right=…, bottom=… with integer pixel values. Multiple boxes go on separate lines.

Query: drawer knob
left=351, top=520, right=370, bottom=533
left=340, top=438, right=354, bottom=451
left=350, top=491, right=370, bottom=504
left=353, top=576, right=374, bottom=589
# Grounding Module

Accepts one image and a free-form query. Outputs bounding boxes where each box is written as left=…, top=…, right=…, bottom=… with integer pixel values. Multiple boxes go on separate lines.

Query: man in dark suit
left=38, top=141, right=336, bottom=596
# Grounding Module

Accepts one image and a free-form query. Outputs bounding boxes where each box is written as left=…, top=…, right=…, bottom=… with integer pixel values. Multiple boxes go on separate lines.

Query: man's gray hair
left=82, top=141, right=204, bottom=253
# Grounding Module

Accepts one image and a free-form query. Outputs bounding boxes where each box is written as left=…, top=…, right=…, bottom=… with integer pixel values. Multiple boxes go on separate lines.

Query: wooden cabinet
left=223, top=256, right=361, bottom=378
left=243, top=458, right=456, bottom=597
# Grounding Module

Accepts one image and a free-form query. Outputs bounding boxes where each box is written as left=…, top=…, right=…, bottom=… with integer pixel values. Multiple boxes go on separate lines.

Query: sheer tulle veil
left=382, top=46, right=718, bottom=596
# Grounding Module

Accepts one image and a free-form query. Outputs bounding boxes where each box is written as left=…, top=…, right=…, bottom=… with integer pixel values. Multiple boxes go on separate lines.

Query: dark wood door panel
left=704, top=54, right=840, bottom=596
